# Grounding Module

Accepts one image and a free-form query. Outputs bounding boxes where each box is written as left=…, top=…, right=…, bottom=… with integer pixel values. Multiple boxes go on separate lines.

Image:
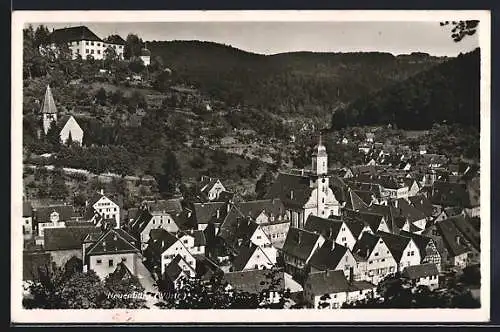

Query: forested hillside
left=148, top=41, right=445, bottom=118
left=331, top=48, right=480, bottom=130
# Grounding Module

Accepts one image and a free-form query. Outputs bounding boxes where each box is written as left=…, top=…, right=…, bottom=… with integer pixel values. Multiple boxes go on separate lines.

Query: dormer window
left=50, top=211, right=60, bottom=223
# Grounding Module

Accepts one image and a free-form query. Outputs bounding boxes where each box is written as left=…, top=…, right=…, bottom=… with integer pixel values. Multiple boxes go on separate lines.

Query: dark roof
left=303, top=215, right=343, bottom=239
left=232, top=243, right=259, bottom=271
left=44, top=226, right=101, bottom=251
left=195, top=255, right=223, bottom=280
left=223, top=269, right=285, bottom=294
left=436, top=218, right=474, bottom=257
left=218, top=207, right=260, bottom=248
left=431, top=181, right=479, bottom=208
left=200, top=177, right=222, bottom=194
left=23, top=202, right=33, bottom=217
left=86, top=229, right=140, bottom=256
left=141, top=48, right=151, bottom=56
left=345, top=220, right=366, bottom=239
left=108, top=261, right=134, bottom=282
left=103, top=34, right=126, bottom=45
left=145, top=229, right=179, bottom=258
left=34, top=205, right=75, bottom=224
left=349, top=280, right=377, bottom=292
left=408, top=195, right=434, bottom=217
left=164, top=255, right=184, bottom=282
left=266, top=173, right=313, bottom=208
left=399, top=230, right=434, bottom=259
left=129, top=209, right=153, bottom=238
left=376, top=231, right=411, bottom=262
left=306, top=270, right=350, bottom=295
left=309, top=241, right=349, bottom=271
left=450, top=215, right=480, bottom=251
left=282, top=228, right=323, bottom=261
left=345, top=190, right=369, bottom=211
left=397, top=199, right=427, bottom=223
left=352, top=232, right=379, bottom=259
left=141, top=199, right=183, bottom=214
left=403, top=263, right=439, bottom=279
left=23, top=252, right=51, bottom=281
left=353, top=190, right=375, bottom=206
left=50, top=26, right=102, bottom=43
left=192, top=202, right=227, bottom=225
left=235, top=199, right=287, bottom=221
left=216, top=191, right=235, bottom=203
left=64, top=220, right=95, bottom=227
left=346, top=210, right=385, bottom=233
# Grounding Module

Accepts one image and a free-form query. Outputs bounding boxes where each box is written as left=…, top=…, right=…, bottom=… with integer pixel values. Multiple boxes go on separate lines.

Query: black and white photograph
left=11, top=10, right=490, bottom=323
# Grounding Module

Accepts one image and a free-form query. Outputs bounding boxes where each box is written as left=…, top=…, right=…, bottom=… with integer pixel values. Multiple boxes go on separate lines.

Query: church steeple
left=312, top=132, right=328, bottom=175
left=41, top=85, right=58, bottom=134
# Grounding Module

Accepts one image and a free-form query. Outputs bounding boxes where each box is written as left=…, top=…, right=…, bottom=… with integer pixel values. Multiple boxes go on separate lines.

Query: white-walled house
left=352, top=232, right=397, bottom=285
left=403, top=263, right=440, bottom=290
left=86, top=190, right=121, bottom=229
left=309, top=240, right=359, bottom=280
left=34, top=204, right=74, bottom=238
left=23, top=202, right=33, bottom=239
left=49, top=26, right=125, bottom=60
left=377, top=231, right=421, bottom=272
left=83, top=229, right=141, bottom=280
left=130, top=209, right=179, bottom=251
left=199, top=176, right=227, bottom=201
left=177, top=230, right=206, bottom=257
left=232, top=243, right=274, bottom=271
left=304, top=215, right=357, bottom=250
left=281, top=228, right=326, bottom=276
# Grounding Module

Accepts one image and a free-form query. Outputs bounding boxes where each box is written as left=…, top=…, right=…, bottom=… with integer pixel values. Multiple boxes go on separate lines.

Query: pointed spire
left=41, top=85, right=57, bottom=114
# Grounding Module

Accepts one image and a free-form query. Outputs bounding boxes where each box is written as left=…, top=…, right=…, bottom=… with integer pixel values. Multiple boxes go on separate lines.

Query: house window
left=86, top=41, right=89, bottom=45
left=97, top=43, right=101, bottom=46
left=255, top=264, right=259, bottom=269
left=91, top=50, right=94, bottom=54
left=333, top=294, right=337, bottom=299
left=381, top=258, right=385, bottom=262
left=109, top=259, right=114, bottom=267
left=183, top=240, right=188, bottom=244
left=86, top=49, right=89, bottom=53
left=256, top=236, right=262, bottom=240
left=122, top=257, right=127, bottom=262
left=368, top=261, right=372, bottom=264
left=374, top=252, right=379, bottom=257
left=91, top=41, right=94, bottom=45
left=97, top=50, right=101, bottom=54
left=96, top=259, right=102, bottom=264
left=114, top=208, right=117, bottom=212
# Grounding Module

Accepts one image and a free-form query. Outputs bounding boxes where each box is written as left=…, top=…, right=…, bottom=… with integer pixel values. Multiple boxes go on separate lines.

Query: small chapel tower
left=41, top=85, right=58, bottom=134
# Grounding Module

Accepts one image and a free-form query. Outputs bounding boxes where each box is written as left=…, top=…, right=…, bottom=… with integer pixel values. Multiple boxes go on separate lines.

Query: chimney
left=331, top=240, right=335, bottom=251
left=237, top=238, right=243, bottom=247
left=100, top=189, right=104, bottom=195
left=290, top=190, right=294, bottom=200
left=216, top=209, right=220, bottom=219
left=301, top=169, right=304, bottom=176
left=349, top=267, right=354, bottom=283
left=298, top=231, right=302, bottom=244
left=455, top=235, right=461, bottom=245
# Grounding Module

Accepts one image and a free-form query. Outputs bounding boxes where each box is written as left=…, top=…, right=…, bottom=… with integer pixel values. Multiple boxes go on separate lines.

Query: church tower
left=311, top=133, right=331, bottom=217
left=41, top=85, right=58, bottom=134
left=312, top=133, right=328, bottom=175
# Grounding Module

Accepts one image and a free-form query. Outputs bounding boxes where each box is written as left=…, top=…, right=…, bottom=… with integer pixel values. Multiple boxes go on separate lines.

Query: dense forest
left=148, top=40, right=446, bottom=118
left=331, top=48, right=480, bottom=130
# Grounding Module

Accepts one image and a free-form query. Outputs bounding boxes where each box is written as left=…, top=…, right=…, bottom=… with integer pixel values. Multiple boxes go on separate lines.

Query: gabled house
left=86, top=189, right=121, bottom=229
left=177, top=229, right=207, bottom=256
left=199, top=176, right=228, bottom=201
left=59, top=115, right=84, bottom=145
left=34, top=204, right=74, bottom=238
left=303, top=270, right=377, bottom=309
left=231, top=242, right=274, bottom=271
left=143, top=229, right=197, bottom=277
left=129, top=208, right=180, bottom=250
left=431, top=181, right=480, bottom=218
left=377, top=231, right=421, bottom=272
left=83, top=228, right=141, bottom=280
left=308, top=240, right=358, bottom=280
left=223, top=269, right=285, bottom=305
left=399, top=230, right=442, bottom=272
left=408, top=194, right=436, bottom=221
left=281, top=228, right=326, bottom=276
left=343, top=210, right=391, bottom=234
left=44, top=226, right=101, bottom=267
left=403, top=263, right=439, bottom=290
left=191, top=201, right=228, bottom=231
left=303, top=215, right=357, bottom=250
left=394, top=198, right=427, bottom=233
left=163, top=255, right=196, bottom=291
left=352, top=232, right=397, bottom=284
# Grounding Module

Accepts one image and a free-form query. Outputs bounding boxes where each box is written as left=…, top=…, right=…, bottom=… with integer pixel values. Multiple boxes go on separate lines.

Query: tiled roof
left=164, top=256, right=184, bottom=282
left=353, top=190, right=375, bottom=206
left=397, top=199, right=426, bottom=223
left=145, top=229, right=180, bottom=257
left=34, top=205, right=75, bottom=224
left=235, top=199, right=287, bottom=221
left=309, top=240, right=348, bottom=271
left=44, top=226, right=101, bottom=251
left=303, top=215, right=343, bottom=240
left=399, top=230, right=434, bottom=259
left=282, top=228, right=322, bottom=261
left=431, top=181, right=479, bottom=208
left=232, top=243, right=259, bottom=271
left=50, top=26, right=102, bottom=43
left=403, top=263, right=439, bottom=279
left=266, top=173, right=313, bottom=208
left=408, top=195, right=434, bottom=217
left=346, top=210, right=385, bottom=233
left=345, top=220, right=366, bottom=239
left=103, top=34, right=126, bottom=45
left=129, top=209, right=153, bottom=238
left=192, top=202, right=227, bottom=225
left=306, top=270, right=350, bottom=295
left=108, top=261, right=134, bottom=282
left=141, top=199, right=183, bottom=214
left=376, top=231, right=411, bottom=262
left=218, top=206, right=260, bottom=248
left=352, top=232, right=379, bottom=259
left=450, top=215, right=480, bottom=251
left=195, top=255, right=223, bottom=280
left=223, top=269, right=285, bottom=294
left=86, top=229, right=140, bottom=256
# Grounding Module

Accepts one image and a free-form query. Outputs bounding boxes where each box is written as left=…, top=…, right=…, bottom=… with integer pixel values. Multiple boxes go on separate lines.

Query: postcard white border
left=11, top=10, right=491, bottom=324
